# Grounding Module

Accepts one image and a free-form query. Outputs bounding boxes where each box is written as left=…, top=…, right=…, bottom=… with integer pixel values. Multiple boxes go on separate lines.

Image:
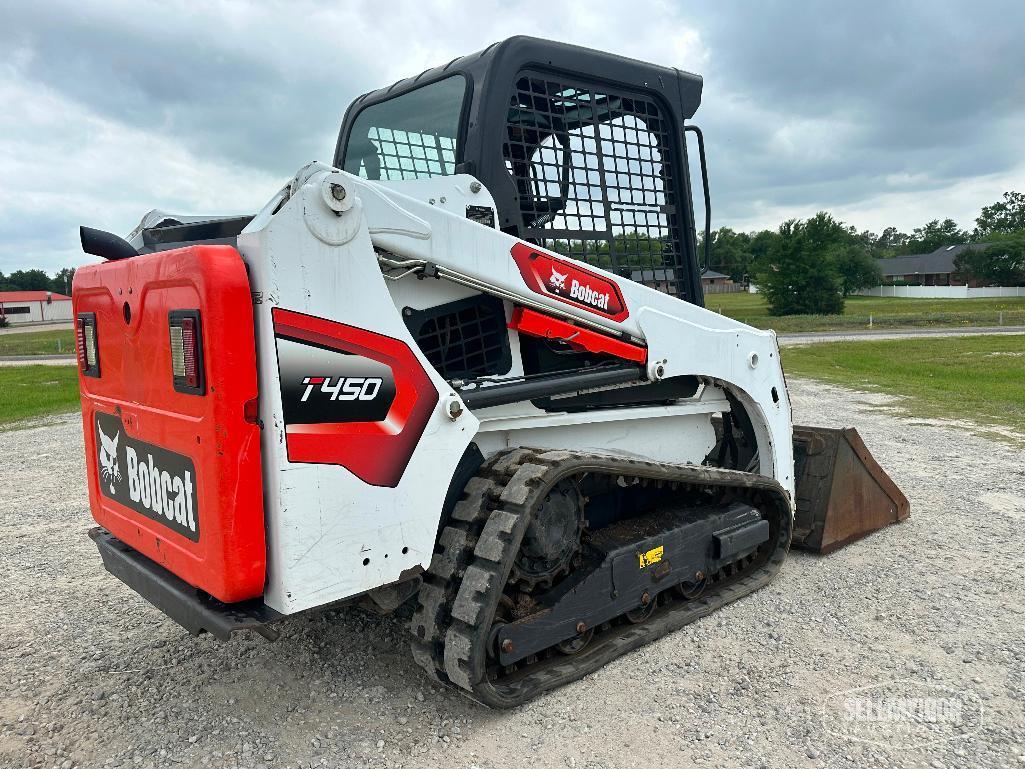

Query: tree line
left=0, top=267, right=77, bottom=295
left=707, top=191, right=1024, bottom=314
left=555, top=191, right=1025, bottom=316
left=3, top=194, right=1022, bottom=317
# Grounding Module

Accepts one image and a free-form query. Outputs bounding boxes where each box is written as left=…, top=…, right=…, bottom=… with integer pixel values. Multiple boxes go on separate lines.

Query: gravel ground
left=2, top=379, right=1024, bottom=769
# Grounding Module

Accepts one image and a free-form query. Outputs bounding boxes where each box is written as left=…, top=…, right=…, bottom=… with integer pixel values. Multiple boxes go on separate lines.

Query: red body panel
left=509, top=307, right=647, bottom=364
left=74, top=246, right=265, bottom=603
left=511, top=243, right=629, bottom=322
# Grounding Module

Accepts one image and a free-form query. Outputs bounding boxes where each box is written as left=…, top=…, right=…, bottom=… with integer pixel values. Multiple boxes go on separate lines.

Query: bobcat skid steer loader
left=73, top=37, right=908, bottom=707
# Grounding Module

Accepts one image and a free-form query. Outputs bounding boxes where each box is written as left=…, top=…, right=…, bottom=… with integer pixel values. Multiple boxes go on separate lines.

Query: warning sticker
left=638, top=545, right=664, bottom=568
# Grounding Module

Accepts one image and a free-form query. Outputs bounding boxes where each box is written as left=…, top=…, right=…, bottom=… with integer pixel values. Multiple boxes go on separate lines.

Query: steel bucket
left=791, top=426, right=910, bottom=553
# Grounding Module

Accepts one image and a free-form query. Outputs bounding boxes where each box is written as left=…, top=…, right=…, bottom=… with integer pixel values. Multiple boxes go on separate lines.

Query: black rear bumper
left=89, top=527, right=280, bottom=641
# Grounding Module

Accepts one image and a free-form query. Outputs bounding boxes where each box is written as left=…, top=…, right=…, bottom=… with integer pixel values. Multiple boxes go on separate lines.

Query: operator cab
left=335, top=36, right=707, bottom=305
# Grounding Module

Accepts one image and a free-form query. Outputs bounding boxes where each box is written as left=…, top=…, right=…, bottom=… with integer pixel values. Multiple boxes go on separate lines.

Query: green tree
left=52, top=267, right=76, bottom=295
left=954, top=233, right=1025, bottom=285
left=551, top=239, right=610, bottom=267
left=753, top=214, right=845, bottom=316
left=3, top=269, right=53, bottom=291
left=804, top=213, right=874, bottom=299
left=902, top=218, right=968, bottom=254
left=834, top=243, right=883, bottom=296
left=974, top=191, right=1025, bottom=238
left=0, top=268, right=78, bottom=294
left=747, top=229, right=778, bottom=277
left=703, top=228, right=753, bottom=282
left=552, top=232, right=667, bottom=271
left=873, top=226, right=910, bottom=256
left=612, top=231, right=663, bottom=268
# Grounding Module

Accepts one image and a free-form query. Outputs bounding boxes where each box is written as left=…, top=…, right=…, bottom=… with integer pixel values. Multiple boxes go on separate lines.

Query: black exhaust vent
left=403, top=295, right=511, bottom=380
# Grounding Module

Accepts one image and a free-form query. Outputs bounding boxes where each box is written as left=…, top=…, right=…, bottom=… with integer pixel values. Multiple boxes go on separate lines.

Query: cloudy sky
left=3, top=0, right=1024, bottom=275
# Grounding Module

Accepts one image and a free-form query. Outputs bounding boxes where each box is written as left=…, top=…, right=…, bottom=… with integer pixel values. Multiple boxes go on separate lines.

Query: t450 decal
left=273, top=308, right=438, bottom=487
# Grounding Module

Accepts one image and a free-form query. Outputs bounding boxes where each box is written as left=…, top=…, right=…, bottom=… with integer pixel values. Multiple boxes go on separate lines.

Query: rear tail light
left=76, top=313, right=100, bottom=377
left=169, top=310, right=205, bottom=394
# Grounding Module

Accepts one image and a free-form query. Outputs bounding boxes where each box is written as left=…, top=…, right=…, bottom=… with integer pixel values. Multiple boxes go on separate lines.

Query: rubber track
left=409, top=447, right=793, bottom=707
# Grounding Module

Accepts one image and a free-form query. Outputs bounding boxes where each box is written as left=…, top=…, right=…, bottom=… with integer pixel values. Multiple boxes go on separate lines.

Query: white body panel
left=237, top=163, right=794, bottom=615
left=474, top=398, right=724, bottom=466
left=238, top=170, right=480, bottom=615
left=352, top=170, right=795, bottom=490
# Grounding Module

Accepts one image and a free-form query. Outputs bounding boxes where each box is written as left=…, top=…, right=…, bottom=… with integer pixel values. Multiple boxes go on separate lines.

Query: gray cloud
left=1, top=2, right=371, bottom=174
left=692, top=0, right=1025, bottom=226
left=1, top=0, right=1023, bottom=274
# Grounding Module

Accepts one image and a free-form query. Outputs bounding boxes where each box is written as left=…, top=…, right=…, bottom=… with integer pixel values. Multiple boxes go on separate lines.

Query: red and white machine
left=73, top=38, right=907, bottom=707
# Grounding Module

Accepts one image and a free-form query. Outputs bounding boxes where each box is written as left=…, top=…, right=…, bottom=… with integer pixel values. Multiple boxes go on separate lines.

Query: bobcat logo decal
left=98, top=424, right=121, bottom=494
left=93, top=412, right=201, bottom=541
left=548, top=266, right=569, bottom=290
left=510, top=243, right=628, bottom=320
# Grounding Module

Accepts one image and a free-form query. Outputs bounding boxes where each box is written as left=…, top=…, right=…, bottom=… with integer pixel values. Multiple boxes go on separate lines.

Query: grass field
left=2, top=298, right=1022, bottom=346
left=783, top=334, right=1025, bottom=438
left=709, top=294, right=1025, bottom=332
left=0, top=365, right=80, bottom=426
left=2, top=334, right=1023, bottom=440
left=0, top=328, right=76, bottom=356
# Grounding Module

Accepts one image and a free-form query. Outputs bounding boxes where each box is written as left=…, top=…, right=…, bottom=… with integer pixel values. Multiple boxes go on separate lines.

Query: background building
left=700, top=268, right=741, bottom=294
left=0, top=291, right=73, bottom=324
left=876, top=244, right=991, bottom=287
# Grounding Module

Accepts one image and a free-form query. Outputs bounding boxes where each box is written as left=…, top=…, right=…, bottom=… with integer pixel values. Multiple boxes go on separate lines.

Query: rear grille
left=404, top=295, right=511, bottom=380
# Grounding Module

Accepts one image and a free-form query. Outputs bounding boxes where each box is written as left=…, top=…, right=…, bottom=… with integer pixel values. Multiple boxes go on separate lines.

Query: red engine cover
left=74, top=245, right=265, bottom=603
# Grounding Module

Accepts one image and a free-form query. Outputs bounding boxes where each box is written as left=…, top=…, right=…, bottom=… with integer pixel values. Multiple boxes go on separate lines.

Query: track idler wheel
left=624, top=591, right=657, bottom=624
left=675, top=574, right=707, bottom=601
left=556, top=624, right=595, bottom=655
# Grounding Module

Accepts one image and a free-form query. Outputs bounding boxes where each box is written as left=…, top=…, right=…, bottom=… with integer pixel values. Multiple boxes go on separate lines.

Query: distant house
left=876, top=244, right=991, bottom=287
left=700, top=268, right=742, bottom=294
left=0, top=291, right=73, bottom=324
left=700, top=268, right=730, bottom=286
left=629, top=267, right=743, bottom=296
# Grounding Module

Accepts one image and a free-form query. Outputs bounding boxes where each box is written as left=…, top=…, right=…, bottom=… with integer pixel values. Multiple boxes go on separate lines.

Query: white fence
left=858, top=285, right=1025, bottom=299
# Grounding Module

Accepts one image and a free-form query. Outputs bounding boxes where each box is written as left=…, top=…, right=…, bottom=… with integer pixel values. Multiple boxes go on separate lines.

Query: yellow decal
left=638, top=545, right=664, bottom=568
